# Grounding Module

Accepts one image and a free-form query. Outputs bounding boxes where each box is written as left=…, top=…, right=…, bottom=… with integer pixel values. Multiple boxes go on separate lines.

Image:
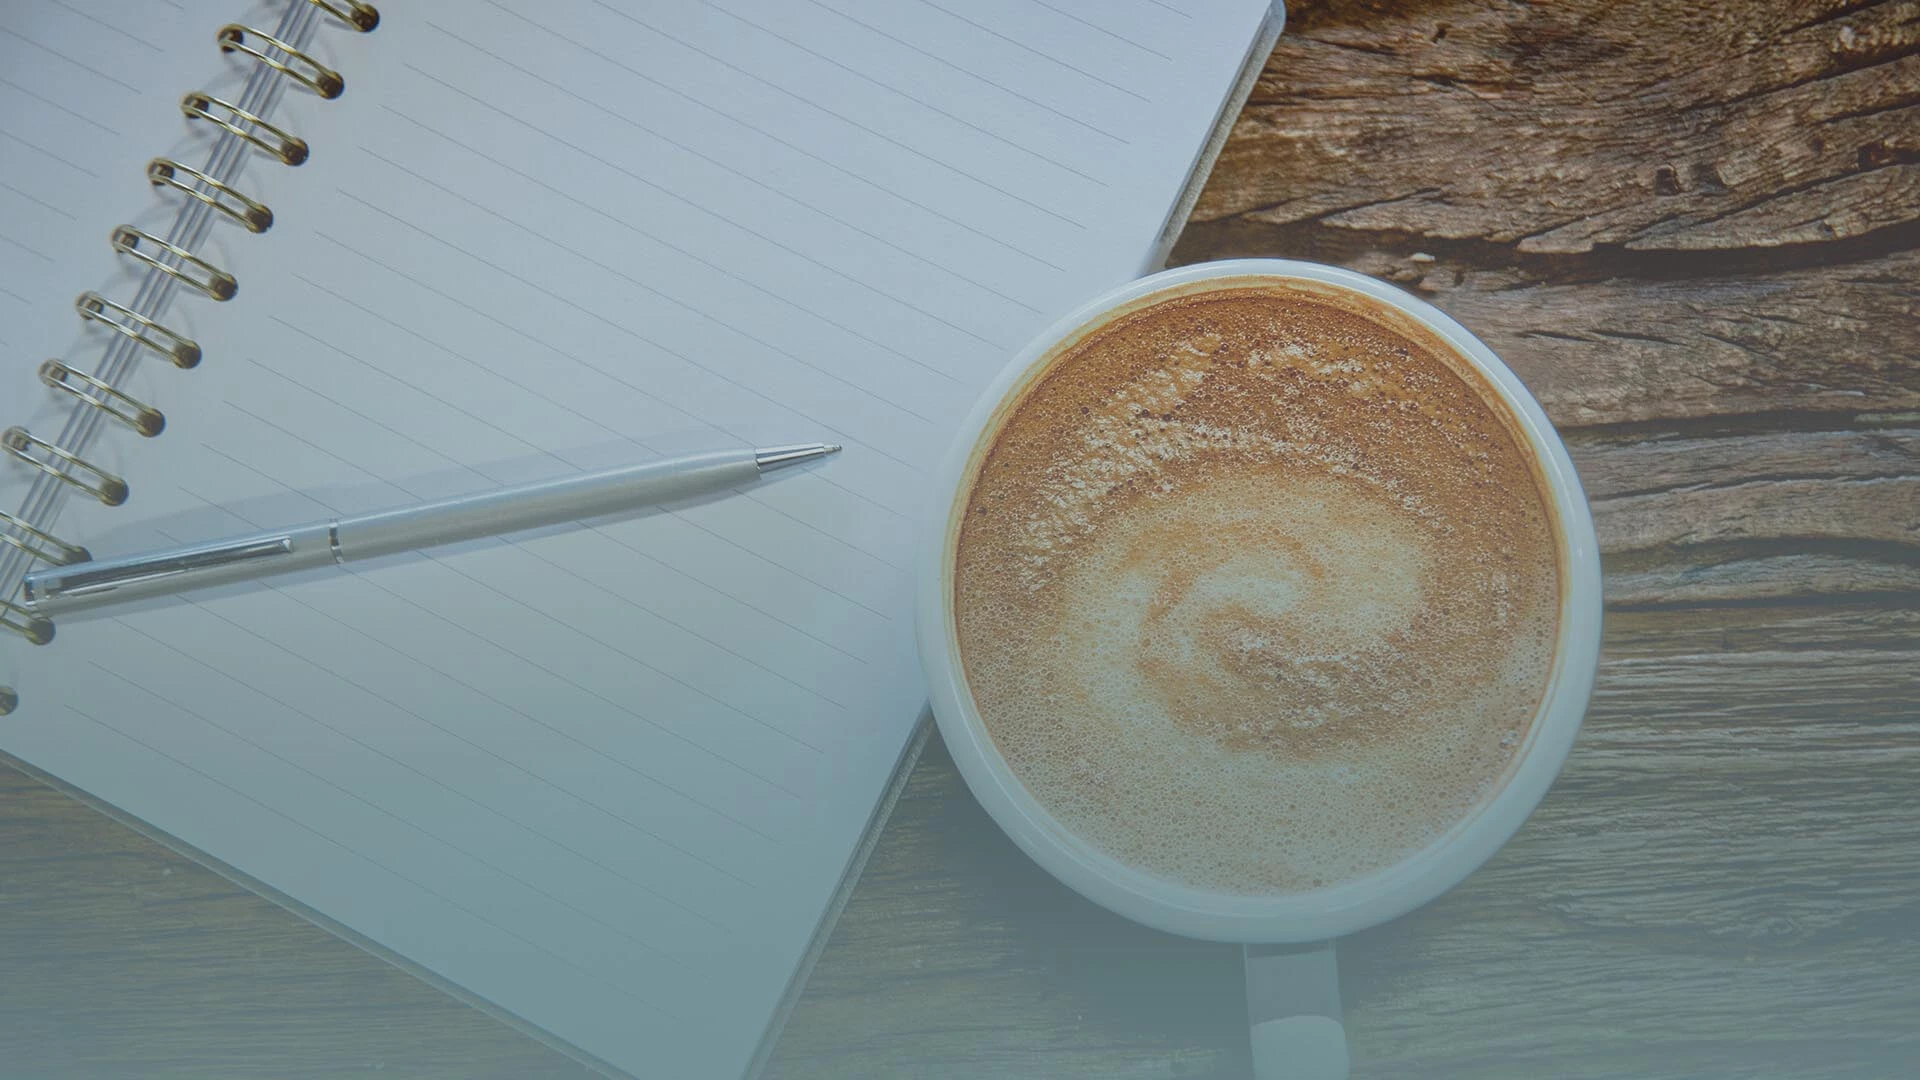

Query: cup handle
left=1245, top=940, right=1349, bottom=1080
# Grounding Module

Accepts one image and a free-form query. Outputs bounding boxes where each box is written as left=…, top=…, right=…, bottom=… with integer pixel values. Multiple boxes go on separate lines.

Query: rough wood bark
left=1195, top=0, right=1920, bottom=255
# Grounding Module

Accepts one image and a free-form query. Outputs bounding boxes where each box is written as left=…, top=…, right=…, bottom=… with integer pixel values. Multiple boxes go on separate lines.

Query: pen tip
left=755, top=443, right=843, bottom=472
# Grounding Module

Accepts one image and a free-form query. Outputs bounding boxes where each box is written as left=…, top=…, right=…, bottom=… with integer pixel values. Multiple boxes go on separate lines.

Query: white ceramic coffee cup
left=916, top=259, right=1603, bottom=1078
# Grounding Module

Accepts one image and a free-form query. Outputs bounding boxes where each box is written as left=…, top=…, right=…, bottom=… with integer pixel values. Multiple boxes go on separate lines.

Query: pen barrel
left=335, top=450, right=760, bottom=562
left=22, top=522, right=337, bottom=616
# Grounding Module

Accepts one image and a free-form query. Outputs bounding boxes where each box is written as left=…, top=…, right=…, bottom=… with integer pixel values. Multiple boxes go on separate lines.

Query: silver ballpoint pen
left=22, top=443, right=840, bottom=619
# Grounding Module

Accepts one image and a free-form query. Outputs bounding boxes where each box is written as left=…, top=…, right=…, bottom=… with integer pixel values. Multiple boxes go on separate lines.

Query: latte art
left=952, top=281, right=1561, bottom=894
left=1065, top=473, right=1432, bottom=758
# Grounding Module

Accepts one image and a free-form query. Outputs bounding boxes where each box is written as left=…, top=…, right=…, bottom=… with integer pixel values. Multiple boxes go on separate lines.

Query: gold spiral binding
left=309, top=0, right=380, bottom=32
left=40, top=361, right=165, bottom=438
left=75, top=292, right=202, bottom=369
left=147, top=158, right=274, bottom=233
left=0, top=0, right=375, bottom=685
left=217, top=24, right=344, bottom=99
left=1, top=509, right=90, bottom=567
left=110, top=226, right=238, bottom=301
left=182, top=92, right=309, bottom=165
left=1, top=600, right=53, bottom=646
left=2, top=427, right=129, bottom=507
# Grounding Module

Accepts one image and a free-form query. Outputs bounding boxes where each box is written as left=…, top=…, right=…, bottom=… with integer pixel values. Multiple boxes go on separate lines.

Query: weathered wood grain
left=1174, top=0, right=1920, bottom=615
left=1183, top=208, right=1920, bottom=428
left=1575, top=429, right=1920, bottom=501
left=1181, top=0, right=1920, bottom=437
left=1571, top=426, right=1920, bottom=604
left=1195, top=0, right=1920, bottom=254
left=1601, top=551, right=1920, bottom=607
left=1581, top=429, right=1920, bottom=549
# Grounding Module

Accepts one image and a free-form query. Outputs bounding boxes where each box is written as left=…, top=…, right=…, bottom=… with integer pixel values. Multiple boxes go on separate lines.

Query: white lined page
left=2, top=2, right=1278, bottom=1076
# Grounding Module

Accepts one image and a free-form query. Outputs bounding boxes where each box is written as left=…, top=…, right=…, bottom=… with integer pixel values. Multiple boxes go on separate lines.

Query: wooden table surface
left=5, top=1, right=1917, bottom=1076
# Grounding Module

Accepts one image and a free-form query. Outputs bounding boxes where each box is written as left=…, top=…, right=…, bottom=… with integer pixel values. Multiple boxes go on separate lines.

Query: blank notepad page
left=2, top=2, right=1275, bottom=1076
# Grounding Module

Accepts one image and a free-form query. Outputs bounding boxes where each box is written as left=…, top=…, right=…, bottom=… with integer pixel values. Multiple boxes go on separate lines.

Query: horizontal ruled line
left=404, top=47, right=1016, bottom=354
left=233, top=354, right=876, bottom=664
left=188, top=438, right=821, bottom=800
left=505, top=540, right=852, bottom=711
left=0, top=124, right=102, bottom=177
left=699, top=0, right=1115, bottom=186
left=0, top=23, right=144, bottom=94
left=0, top=229, right=53, bottom=262
left=63, top=700, right=687, bottom=1024
left=100, top=629, right=738, bottom=940
left=384, top=93, right=1037, bottom=343
left=915, top=0, right=1155, bottom=103
left=802, top=0, right=1131, bottom=144
left=153, top=554, right=788, bottom=859
left=44, top=0, right=164, bottom=54
left=0, top=176, right=77, bottom=219
left=322, top=563, right=804, bottom=834
left=583, top=0, right=1092, bottom=229
left=225, top=396, right=832, bottom=751
left=0, top=72, right=124, bottom=137
left=1026, top=0, right=1177, bottom=63
left=322, top=198, right=932, bottom=485
left=484, top=0, right=1072, bottom=274
left=356, top=143, right=961, bottom=410
left=290, top=251, right=918, bottom=552
left=429, top=16, right=1056, bottom=307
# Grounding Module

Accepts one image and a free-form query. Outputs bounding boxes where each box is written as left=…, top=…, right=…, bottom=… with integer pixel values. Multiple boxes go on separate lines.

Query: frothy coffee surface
left=952, top=281, right=1560, bottom=894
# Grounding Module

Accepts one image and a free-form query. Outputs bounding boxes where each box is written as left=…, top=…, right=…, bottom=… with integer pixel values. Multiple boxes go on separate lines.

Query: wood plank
left=1195, top=0, right=1920, bottom=254
left=1602, top=551, right=1920, bottom=607
left=1574, top=429, right=1920, bottom=501
left=1175, top=234, right=1920, bottom=428
left=1579, top=428, right=1920, bottom=550
left=1175, top=0, right=1920, bottom=429
left=765, top=604, right=1920, bottom=1080
left=1574, top=427, right=1920, bottom=603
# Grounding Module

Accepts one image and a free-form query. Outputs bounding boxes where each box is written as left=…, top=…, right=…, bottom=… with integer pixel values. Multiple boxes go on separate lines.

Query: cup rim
left=915, top=258, right=1603, bottom=943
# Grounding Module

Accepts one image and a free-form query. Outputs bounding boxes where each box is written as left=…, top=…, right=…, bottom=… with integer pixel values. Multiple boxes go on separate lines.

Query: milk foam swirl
left=1063, top=473, right=1433, bottom=758
left=953, top=283, right=1560, bottom=895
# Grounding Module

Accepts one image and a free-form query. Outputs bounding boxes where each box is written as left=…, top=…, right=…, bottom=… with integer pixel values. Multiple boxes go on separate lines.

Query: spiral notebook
left=0, top=1, right=1282, bottom=1076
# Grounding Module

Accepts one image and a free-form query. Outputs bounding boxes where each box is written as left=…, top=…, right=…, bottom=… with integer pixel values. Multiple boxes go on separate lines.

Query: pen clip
left=27, top=535, right=295, bottom=604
